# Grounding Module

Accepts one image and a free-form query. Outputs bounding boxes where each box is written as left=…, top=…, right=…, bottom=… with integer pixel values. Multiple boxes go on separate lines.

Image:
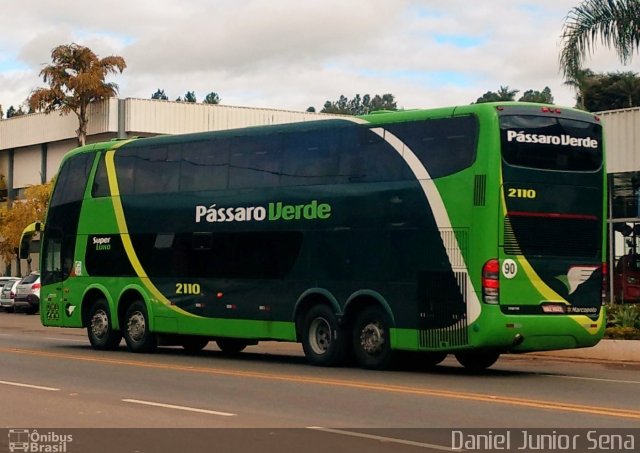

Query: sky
left=1, top=0, right=639, bottom=114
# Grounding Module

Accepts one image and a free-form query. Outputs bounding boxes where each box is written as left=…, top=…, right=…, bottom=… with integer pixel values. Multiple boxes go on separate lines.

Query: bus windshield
left=500, top=115, right=602, bottom=171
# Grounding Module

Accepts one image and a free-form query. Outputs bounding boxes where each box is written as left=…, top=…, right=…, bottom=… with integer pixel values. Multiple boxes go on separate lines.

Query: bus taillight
left=482, top=259, right=500, bottom=304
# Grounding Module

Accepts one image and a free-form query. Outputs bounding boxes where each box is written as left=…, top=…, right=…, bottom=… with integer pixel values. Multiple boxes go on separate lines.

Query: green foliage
left=581, top=71, right=640, bottom=111
left=320, top=93, right=398, bottom=115
left=609, top=303, right=640, bottom=328
left=475, top=86, right=519, bottom=103
left=151, top=89, right=168, bottom=100
left=560, top=0, right=640, bottom=78
left=604, top=304, right=640, bottom=339
left=203, top=92, right=221, bottom=104
left=475, top=86, right=555, bottom=105
left=6, top=105, right=26, bottom=118
left=184, top=91, right=197, bottom=103
left=519, top=87, right=554, bottom=104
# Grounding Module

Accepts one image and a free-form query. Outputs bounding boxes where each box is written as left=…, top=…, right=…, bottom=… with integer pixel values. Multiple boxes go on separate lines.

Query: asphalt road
left=1, top=311, right=639, bottom=452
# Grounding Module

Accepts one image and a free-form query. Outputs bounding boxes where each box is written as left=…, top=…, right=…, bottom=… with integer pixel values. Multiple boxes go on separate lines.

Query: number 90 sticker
left=502, top=259, right=518, bottom=279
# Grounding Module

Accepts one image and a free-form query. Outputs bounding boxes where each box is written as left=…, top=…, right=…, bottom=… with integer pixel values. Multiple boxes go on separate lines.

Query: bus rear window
left=500, top=115, right=602, bottom=171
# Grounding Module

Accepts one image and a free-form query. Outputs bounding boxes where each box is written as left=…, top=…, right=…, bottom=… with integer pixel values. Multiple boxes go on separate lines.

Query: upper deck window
left=500, top=115, right=602, bottom=172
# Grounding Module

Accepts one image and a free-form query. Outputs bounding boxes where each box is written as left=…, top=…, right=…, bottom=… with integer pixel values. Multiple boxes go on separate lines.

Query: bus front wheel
left=123, top=301, right=157, bottom=353
left=87, top=299, right=122, bottom=350
left=454, top=351, right=500, bottom=371
left=301, top=305, right=347, bottom=366
left=352, top=306, right=393, bottom=370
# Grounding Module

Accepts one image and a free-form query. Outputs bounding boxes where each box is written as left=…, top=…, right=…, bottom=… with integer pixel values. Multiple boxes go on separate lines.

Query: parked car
left=613, top=253, right=640, bottom=303
left=14, top=272, right=41, bottom=315
left=0, top=277, right=21, bottom=312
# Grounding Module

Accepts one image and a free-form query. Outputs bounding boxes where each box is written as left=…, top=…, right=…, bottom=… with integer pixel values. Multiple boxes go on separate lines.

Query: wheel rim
left=359, top=321, right=385, bottom=356
left=127, top=311, right=146, bottom=342
left=90, top=309, right=109, bottom=340
left=308, top=317, right=332, bottom=355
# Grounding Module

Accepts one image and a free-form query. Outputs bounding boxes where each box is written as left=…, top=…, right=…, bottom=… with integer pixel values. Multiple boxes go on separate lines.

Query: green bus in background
left=31, top=102, right=606, bottom=370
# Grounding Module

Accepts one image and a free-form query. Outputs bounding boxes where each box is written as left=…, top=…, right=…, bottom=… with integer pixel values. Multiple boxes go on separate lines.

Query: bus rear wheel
left=454, top=351, right=500, bottom=371
left=301, top=305, right=347, bottom=366
left=123, top=301, right=157, bottom=353
left=216, top=338, right=248, bottom=354
left=87, top=299, right=122, bottom=350
left=352, top=306, right=393, bottom=370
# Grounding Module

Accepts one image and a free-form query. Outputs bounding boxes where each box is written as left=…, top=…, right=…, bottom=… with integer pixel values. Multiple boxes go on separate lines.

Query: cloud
left=1, top=0, right=639, bottom=114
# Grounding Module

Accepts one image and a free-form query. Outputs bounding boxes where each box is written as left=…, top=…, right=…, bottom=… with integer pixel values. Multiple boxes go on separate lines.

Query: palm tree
left=560, top=0, right=640, bottom=78
left=563, top=67, right=596, bottom=109
left=28, top=43, right=126, bottom=146
left=496, top=86, right=519, bottom=101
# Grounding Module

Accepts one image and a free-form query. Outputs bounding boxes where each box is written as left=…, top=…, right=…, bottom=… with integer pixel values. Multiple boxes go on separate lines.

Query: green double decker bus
left=32, top=102, right=606, bottom=370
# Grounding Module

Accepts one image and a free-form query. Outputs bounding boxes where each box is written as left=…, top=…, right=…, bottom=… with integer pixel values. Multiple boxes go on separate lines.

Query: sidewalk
left=527, top=339, right=640, bottom=363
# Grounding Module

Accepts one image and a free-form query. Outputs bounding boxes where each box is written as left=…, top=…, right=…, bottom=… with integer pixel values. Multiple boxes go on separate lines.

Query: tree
left=0, top=104, right=3, bottom=120
left=0, top=182, right=52, bottom=270
left=369, top=94, right=398, bottom=111
left=184, top=91, right=197, bottom=103
left=6, top=105, right=26, bottom=118
left=151, top=89, right=168, bottom=100
left=518, top=87, right=554, bottom=104
left=28, top=43, right=126, bottom=146
left=475, top=86, right=519, bottom=103
left=306, top=106, right=316, bottom=113
left=320, top=93, right=398, bottom=115
left=560, top=0, right=640, bottom=78
left=203, top=92, right=221, bottom=104
left=581, top=70, right=640, bottom=111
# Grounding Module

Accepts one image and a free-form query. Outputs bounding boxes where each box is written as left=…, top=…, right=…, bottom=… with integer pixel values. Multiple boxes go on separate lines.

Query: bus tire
left=454, top=351, right=500, bottom=371
left=301, top=304, right=347, bottom=366
left=87, top=299, right=122, bottom=350
left=123, top=301, right=157, bottom=353
left=216, top=338, right=248, bottom=354
left=352, top=306, right=393, bottom=370
left=181, top=336, right=209, bottom=353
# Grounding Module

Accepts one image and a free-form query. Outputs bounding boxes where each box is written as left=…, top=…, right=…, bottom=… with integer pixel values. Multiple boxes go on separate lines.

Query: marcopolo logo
left=92, top=237, right=112, bottom=251
left=195, top=200, right=332, bottom=223
left=507, top=130, right=598, bottom=149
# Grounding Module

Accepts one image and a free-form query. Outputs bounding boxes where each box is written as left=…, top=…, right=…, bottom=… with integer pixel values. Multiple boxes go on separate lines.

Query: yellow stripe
left=498, top=170, right=565, bottom=302
left=4, top=347, right=640, bottom=420
left=104, top=146, right=197, bottom=317
left=105, top=150, right=147, bottom=278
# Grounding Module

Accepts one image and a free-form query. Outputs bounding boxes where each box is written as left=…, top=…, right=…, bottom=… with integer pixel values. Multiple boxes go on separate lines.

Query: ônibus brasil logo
left=506, top=130, right=598, bottom=149
left=195, top=200, right=331, bottom=223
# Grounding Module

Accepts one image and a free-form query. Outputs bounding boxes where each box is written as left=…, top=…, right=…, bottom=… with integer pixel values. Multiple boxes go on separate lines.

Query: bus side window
left=281, top=128, right=342, bottom=186
left=181, top=140, right=229, bottom=192
left=229, top=135, right=281, bottom=189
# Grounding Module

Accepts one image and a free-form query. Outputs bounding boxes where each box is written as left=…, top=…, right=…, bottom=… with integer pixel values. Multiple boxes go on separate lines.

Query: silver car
left=0, top=278, right=21, bottom=312
left=14, top=272, right=41, bottom=315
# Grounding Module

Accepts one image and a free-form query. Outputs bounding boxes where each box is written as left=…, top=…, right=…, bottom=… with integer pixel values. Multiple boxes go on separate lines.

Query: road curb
left=525, top=339, right=640, bottom=363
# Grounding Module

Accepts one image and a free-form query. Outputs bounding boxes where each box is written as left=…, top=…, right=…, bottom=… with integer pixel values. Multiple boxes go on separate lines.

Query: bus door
left=41, top=227, right=67, bottom=326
